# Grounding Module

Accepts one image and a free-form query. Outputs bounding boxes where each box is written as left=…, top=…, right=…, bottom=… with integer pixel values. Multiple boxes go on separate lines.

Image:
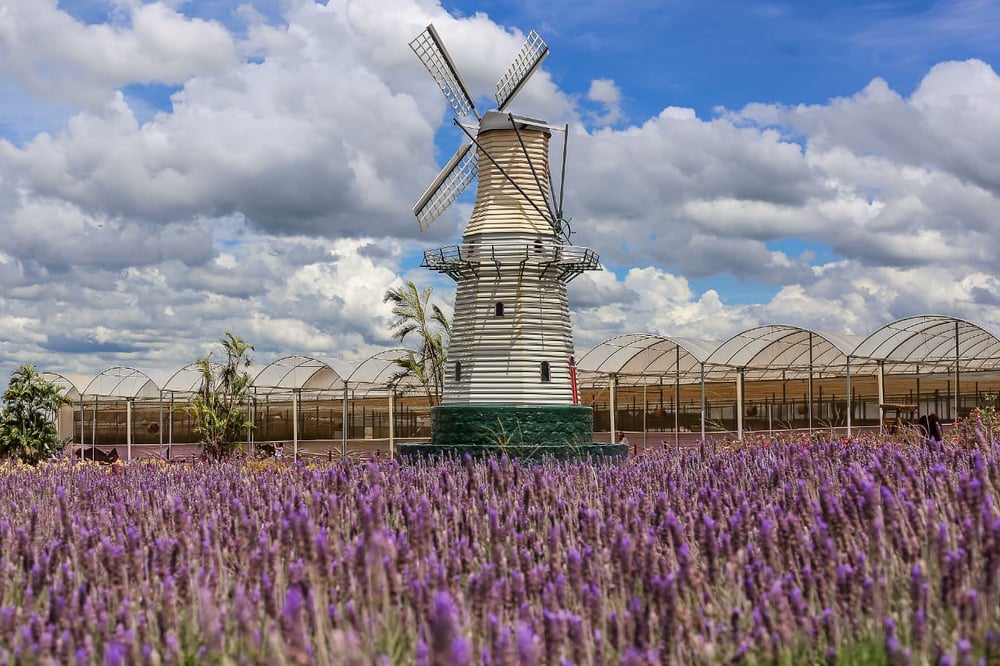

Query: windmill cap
left=480, top=110, right=554, bottom=134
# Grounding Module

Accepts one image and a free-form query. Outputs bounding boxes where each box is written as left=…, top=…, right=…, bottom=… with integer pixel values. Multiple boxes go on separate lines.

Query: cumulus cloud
left=0, top=0, right=237, bottom=107
left=557, top=57, right=1000, bottom=349
left=586, top=78, right=624, bottom=126
left=570, top=266, right=753, bottom=350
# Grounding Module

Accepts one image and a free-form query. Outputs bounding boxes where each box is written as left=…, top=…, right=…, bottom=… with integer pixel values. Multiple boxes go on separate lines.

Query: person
left=616, top=430, right=629, bottom=446
left=929, top=413, right=944, bottom=441
left=917, top=413, right=943, bottom=442
left=274, top=442, right=284, bottom=460
left=917, top=414, right=944, bottom=442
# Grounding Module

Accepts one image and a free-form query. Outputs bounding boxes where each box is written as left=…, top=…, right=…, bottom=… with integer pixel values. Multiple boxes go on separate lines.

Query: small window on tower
left=494, top=302, right=505, bottom=317
left=454, top=361, right=462, bottom=382
left=540, top=361, right=551, bottom=382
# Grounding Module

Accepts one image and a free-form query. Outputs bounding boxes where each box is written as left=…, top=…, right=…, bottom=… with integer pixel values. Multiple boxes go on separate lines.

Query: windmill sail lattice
left=409, top=25, right=479, bottom=120
left=413, top=142, right=476, bottom=231
left=495, top=30, right=548, bottom=111
left=409, top=26, right=552, bottom=230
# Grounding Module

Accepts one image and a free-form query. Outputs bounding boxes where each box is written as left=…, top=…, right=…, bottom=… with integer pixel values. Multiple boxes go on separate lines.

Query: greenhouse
left=47, top=314, right=1000, bottom=460
left=576, top=314, right=1000, bottom=448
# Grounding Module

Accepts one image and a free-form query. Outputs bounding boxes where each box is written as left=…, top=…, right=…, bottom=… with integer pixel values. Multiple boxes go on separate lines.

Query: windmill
left=401, top=23, right=610, bottom=457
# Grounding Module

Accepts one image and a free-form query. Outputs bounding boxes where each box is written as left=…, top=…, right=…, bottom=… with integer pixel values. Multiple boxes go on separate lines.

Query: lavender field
left=1, top=438, right=998, bottom=665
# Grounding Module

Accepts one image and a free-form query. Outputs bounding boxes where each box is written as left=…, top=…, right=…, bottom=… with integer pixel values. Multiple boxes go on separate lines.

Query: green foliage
left=189, top=333, right=255, bottom=460
left=484, top=416, right=525, bottom=450
left=0, top=365, right=70, bottom=465
left=383, top=281, right=451, bottom=407
left=952, top=393, right=1000, bottom=448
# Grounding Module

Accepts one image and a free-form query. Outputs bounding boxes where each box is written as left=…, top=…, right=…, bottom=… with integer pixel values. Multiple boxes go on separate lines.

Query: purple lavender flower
left=428, top=591, right=462, bottom=665
left=516, top=621, right=539, bottom=666
left=102, top=640, right=127, bottom=666
left=279, top=585, right=310, bottom=662
left=956, top=638, right=973, bottom=666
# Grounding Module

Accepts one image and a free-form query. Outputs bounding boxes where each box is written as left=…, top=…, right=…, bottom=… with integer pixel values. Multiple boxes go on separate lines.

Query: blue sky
left=441, top=0, right=999, bottom=116
left=0, top=0, right=999, bottom=381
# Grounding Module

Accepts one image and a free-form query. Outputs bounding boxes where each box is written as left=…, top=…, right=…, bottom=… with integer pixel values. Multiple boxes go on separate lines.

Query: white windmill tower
left=400, top=24, right=616, bottom=457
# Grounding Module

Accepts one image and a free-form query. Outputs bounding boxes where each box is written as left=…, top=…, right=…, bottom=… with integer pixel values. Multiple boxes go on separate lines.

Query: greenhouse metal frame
left=42, top=314, right=1000, bottom=459
left=576, top=314, right=1000, bottom=443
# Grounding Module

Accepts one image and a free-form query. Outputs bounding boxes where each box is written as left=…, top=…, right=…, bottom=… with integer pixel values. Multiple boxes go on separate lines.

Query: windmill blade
left=413, top=142, right=478, bottom=231
left=557, top=123, right=568, bottom=222
left=410, top=24, right=481, bottom=120
left=495, top=30, right=549, bottom=111
left=508, top=114, right=559, bottom=231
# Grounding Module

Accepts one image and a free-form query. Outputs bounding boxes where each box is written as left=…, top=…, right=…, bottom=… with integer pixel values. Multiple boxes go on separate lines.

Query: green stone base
left=397, top=404, right=627, bottom=462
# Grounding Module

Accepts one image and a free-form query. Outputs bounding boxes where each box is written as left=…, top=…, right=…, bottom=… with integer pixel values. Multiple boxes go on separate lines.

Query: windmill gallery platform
left=397, top=25, right=626, bottom=461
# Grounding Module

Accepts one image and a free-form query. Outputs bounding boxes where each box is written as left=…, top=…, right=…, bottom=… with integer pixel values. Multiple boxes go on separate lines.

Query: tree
left=383, top=281, right=451, bottom=406
left=0, top=365, right=71, bottom=465
left=189, top=332, right=255, bottom=460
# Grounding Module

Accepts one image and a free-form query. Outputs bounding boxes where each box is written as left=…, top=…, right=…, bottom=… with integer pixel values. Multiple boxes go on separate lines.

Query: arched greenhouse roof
left=346, top=349, right=423, bottom=395
left=851, top=315, right=1000, bottom=372
left=704, top=325, right=864, bottom=379
left=40, top=372, right=81, bottom=401
left=161, top=362, right=224, bottom=395
left=83, top=367, right=160, bottom=400
left=576, top=334, right=723, bottom=383
left=576, top=317, right=1000, bottom=383
left=252, top=355, right=344, bottom=395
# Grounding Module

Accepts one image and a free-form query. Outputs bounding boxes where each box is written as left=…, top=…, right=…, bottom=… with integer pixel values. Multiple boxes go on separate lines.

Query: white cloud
left=570, top=266, right=752, bottom=349
left=586, top=78, right=624, bottom=126
left=0, top=0, right=236, bottom=107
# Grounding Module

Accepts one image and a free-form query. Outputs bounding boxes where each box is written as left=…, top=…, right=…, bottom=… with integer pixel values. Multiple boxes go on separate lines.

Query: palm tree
left=189, top=332, right=255, bottom=460
left=0, top=365, right=70, bottom=464
left=383, top=281, right=451, bottom=406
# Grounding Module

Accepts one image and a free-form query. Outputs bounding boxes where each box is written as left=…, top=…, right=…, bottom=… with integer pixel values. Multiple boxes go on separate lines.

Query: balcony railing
left=422, top=242, right=601, bottom=282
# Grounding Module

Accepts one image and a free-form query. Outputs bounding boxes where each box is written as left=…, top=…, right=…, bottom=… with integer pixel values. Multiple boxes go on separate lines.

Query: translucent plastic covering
left=252, top=355, right=344, bottom=394
left=346, top=349, right=424, bottom=393
left=578, top=327, right=872, bottom=383
left=852, top=315, right=1000, bottom=371
left=705, top=325, right=863, bottom=377
left=576, top=334, right=721, bottom=382
left=83, top=367, right=160, bottom=399
left=575, top=317, right=1000, bottom=384
left=161, top=362, right=223, bottom=395
left=40, top=372, right=81, bottom=401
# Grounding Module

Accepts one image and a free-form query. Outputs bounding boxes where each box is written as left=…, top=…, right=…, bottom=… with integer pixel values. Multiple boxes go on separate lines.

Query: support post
left=736, top=368, right=745, bottom=441
left=247, top=394, right=254, bottom=458
left=674, top=346, right=680, bottom=448
left=168, top=394, right=174, bottom=460
left=342, top=386, right=348, bottom=458
left=292, top=389, right=299, bottom=462
left=609, top=374, right=618, bottom=444
left=158, top=391, right=164, bottom=455
left=808, top=332, right=814, bottom=435
left=700, top=364, right=706, bottom=441
left=641, top=379, right=647, bottom=452
left=877, top=360, right=886, bottom=432
left=126, top=398, right=133, bottom=461
left=846, top=356, right=852, bottom=437
left=388, top=385, right=396, bottom=458
left=954, top=321, right=961, bottom=421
